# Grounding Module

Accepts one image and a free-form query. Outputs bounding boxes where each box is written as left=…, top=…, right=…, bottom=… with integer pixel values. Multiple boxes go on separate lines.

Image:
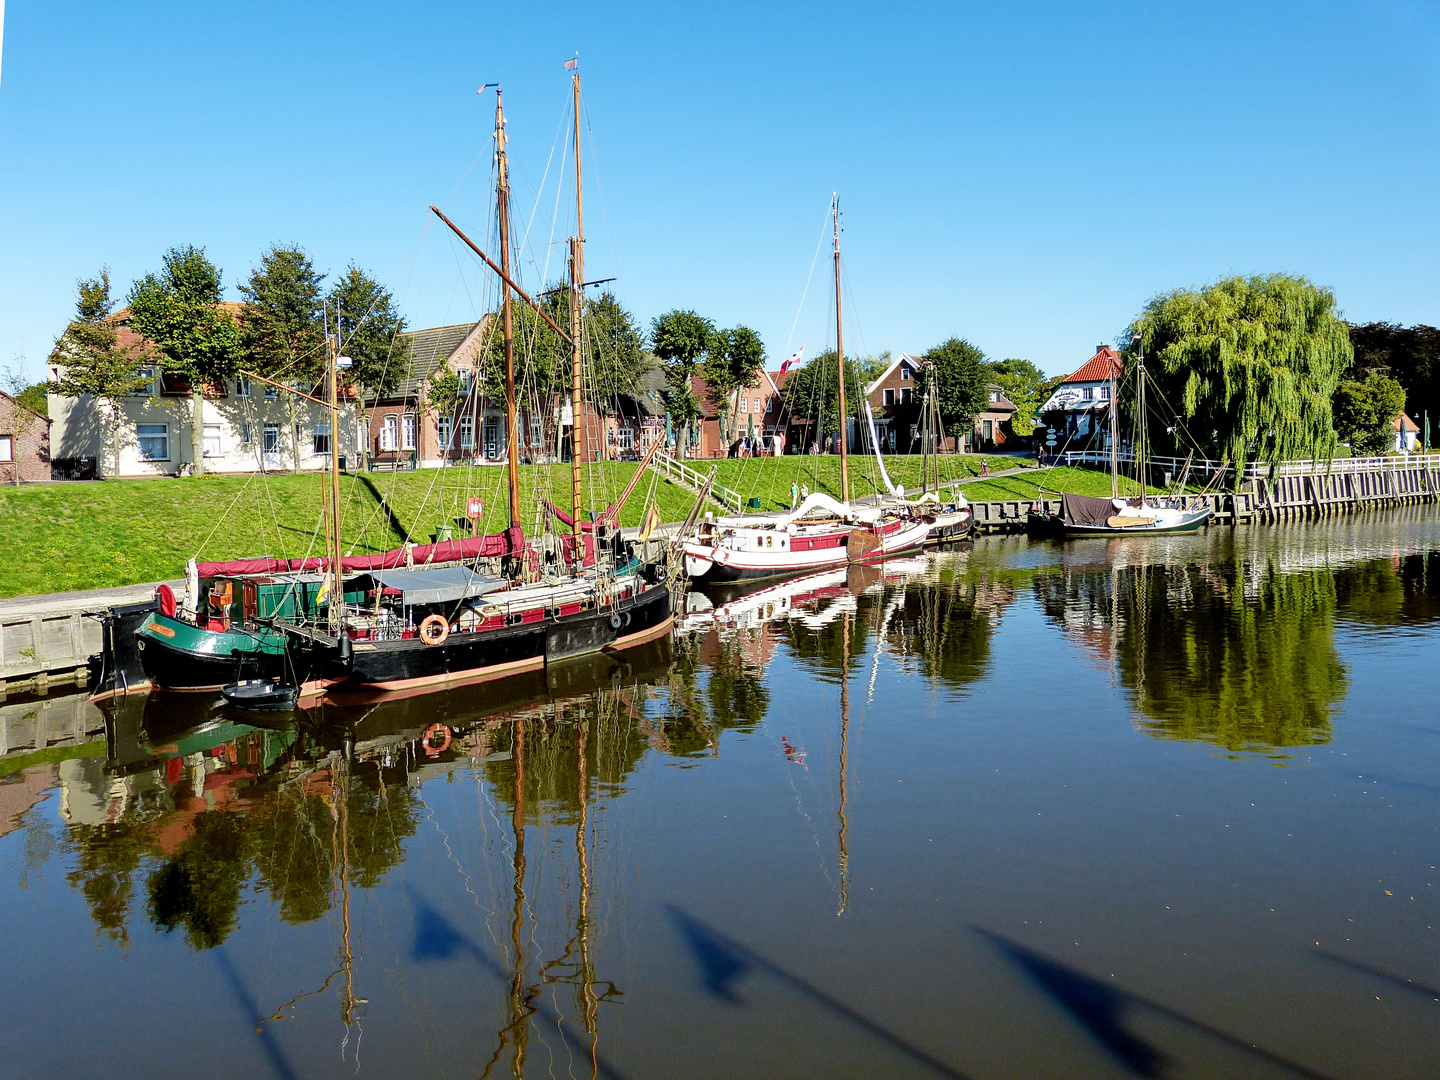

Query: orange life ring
left=418, top=614, right=450, bottom=645
left=422, top=723, right=452, bottom=757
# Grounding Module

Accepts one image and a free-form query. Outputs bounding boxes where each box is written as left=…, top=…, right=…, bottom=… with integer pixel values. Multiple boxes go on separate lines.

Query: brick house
left=862, top=353, right=922, bottom=453
left=0, top=390, right=51, bottom=483
left=969, top=384, right=1020, bottom=452
left=690, top=370, right=790, bottom=457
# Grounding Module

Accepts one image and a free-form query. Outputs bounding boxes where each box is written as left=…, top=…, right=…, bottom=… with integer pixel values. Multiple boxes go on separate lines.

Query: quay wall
left=967, top=456, right=1440, bottom=533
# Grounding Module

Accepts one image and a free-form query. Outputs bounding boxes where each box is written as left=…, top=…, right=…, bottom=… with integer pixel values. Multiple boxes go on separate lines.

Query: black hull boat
left=221, top=679, right=301, bottom=712
left=303, top=580, right=673, bottom=696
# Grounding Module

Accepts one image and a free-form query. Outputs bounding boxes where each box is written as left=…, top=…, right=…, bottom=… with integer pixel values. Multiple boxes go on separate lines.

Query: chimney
left=1096, top=344, right=1108, bottom=355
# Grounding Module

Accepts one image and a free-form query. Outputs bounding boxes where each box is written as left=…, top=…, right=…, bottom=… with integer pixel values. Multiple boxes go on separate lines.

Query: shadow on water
left=977, top=929, right=1334, bottom=1080
left=668, top=906, right=973, bottom=1079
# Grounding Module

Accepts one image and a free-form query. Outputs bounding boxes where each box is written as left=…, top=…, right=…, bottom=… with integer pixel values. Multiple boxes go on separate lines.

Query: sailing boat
left=682, top=196, right=950, bottom=584
left=133, top=68, right=673, bottom=696
left=1030, top=341, right=1212, bottom=537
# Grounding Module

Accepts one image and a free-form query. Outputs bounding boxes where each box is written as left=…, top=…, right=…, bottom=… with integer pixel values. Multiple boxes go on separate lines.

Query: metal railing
left=654, top=452, right=744, bottom=513
left=1052, top=449, right=1440, bottom=481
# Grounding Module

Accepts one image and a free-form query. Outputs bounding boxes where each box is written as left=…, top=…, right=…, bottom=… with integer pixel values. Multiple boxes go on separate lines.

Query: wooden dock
left=967, top=453, right=1440, bottom=533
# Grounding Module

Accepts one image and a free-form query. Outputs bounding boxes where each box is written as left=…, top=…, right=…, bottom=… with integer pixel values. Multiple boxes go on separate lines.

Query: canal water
left=1, top=510, right=1437, bottom=1079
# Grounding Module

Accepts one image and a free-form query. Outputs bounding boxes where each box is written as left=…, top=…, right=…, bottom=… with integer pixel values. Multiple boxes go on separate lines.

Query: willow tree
left=1127, top=274, right=1352, bottom=471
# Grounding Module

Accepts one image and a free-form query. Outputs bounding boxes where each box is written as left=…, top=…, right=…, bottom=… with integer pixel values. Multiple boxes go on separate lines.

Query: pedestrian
left=980, top=458, right=988, bottom=476
left=790, top=481, right=800, bottom=509
left=801, top=483, right=810, bottom=503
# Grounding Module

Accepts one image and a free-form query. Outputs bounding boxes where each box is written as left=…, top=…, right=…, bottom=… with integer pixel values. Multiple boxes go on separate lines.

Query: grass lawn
left=0, top=453, right=1133, bottom=597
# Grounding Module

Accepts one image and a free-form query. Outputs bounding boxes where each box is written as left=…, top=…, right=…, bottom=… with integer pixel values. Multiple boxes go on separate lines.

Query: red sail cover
left=197, top=526, right=528, bottom=577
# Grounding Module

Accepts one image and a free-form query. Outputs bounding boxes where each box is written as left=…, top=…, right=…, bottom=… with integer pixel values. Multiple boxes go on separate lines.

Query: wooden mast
left=569, top=62, right=586, bottom=544
left=1109, top=358, right=1119, bottom=501
left=496, top=90, right=522, bottom=530
left=326, top=306, right=345, bottom=633
left=1136, top=344, right=1147, bottom=505
left=832, top=194, right=850, bottom=504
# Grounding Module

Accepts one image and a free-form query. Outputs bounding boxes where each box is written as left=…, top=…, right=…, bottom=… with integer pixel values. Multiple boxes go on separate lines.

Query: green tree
left=127, top=245, right=242, bottom=476
left=987, top=358, right=1055, bottom=436
left=1333, top=369, right=1406, bottom=455
left=779, top=349, right=866, bottom=449
left=47, top=269, right=154, bottom=477
left=1349, top=322, right=1440, bottom=447
left=239, top=246, right=326, bottom=472
left=329, top=265, right=410, bottom=467
left=920, top=337, right=988, bottom=442
left=1127, top=274, right=1352, bottom=470
left=702, top=324, right=767, bottom=444
left=585, top=292, right=650, bottom=458
left=650, top=309, right=715, bottom=455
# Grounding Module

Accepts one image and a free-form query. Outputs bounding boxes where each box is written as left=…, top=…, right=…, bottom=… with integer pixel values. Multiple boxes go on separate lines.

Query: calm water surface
left=2, top=510, right=1438, bottom=1079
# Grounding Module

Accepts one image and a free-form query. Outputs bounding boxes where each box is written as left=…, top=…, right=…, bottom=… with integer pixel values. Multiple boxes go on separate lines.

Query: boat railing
left=654, top=451, right=744, bottom=513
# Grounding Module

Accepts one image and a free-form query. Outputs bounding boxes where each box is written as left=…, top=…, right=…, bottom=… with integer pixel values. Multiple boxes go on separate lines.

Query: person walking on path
left=790, top=481, right=800, bottom=510
left=979, top=459, right=989, bottom=476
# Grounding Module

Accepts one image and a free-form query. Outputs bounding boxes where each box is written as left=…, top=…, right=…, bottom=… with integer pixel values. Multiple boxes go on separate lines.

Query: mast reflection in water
left=5, top=511, right=1440, bottom=1077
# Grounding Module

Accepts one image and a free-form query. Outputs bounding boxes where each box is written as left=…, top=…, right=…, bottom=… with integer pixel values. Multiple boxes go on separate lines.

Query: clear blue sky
left=2, top=1, right=1438, bottom=383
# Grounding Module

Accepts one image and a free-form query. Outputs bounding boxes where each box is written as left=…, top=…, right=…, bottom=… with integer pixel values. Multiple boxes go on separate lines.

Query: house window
left=264, top=382, right=279, bottom=399
left=234, top=376, right=251, bottom=397
left=989, top=390, right=999, bottom=403
left=983, top=420, right=994, bottom=442
left=529, top=417, right=542, bottom=448
left=130, top=366, right=159, bottom=396
left=883, top=389, right=895, bottom=406
left=203, top=424, right=222, bottom=457
left=380, top=415, right=398, bottom=451
left=438, top=416, right=452, bottom=447
left=1082, top=386, right=1093, bottom=401
left=459, top=416, right=474, bottom=449
left=0, top=436, right=11, bottom=462
left=403, top=415, right=416, bottom=450
left=263, top=425, right=281, bottom=453
left=618, top=427, right=635, bottom=450
left=901, top=388, right=912, bottom=404
left=754, top=398, right=762, bottom=414
left=740, top=397, right=748, bottom=413
left=901, top=367, right=911, bottom=380
left=1098, top=385, right=1110, bottom=401
left=240, top=423, right=252, bottom=446
left=137, top=423, right=169, bottom=461
left=887, top=427, right=896, bottom=451
left=313, top=424, right=331, bottom=455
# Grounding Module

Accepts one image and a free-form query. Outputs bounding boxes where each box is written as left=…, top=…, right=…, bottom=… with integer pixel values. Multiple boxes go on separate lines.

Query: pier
left=966, top=452, right=1440, bottom=533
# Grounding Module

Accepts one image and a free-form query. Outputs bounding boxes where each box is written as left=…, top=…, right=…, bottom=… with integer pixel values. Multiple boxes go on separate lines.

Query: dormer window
left=234, top=376, right=251, bottom=397
left=989, top=390, right=999, bottom=403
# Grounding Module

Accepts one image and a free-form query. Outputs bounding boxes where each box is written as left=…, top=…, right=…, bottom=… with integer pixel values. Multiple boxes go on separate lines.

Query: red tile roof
left=1063, top=346, right=1123, bottom=384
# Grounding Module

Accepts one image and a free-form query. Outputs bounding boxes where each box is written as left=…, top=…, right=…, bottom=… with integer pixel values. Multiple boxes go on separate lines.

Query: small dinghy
left=221, top=679, right=300, bottom=712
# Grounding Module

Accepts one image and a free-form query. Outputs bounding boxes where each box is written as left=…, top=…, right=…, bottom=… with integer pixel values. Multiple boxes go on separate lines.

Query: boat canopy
left=1061, top=493, right=1144, bottom=526
left=366, top=566, right=510, bottom=605
left=195, top=527, right=525, bottom=578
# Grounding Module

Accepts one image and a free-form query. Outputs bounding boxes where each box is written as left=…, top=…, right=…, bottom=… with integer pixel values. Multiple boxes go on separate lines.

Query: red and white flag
left=780, top=347, right=803, bottom=372
left=563, top=57, right=579, bottom=72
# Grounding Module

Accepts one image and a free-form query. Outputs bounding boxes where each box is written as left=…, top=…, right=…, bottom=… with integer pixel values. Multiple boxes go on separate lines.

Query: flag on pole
left=563, top=57, right=579, bottom=71
left=780, top=347, right=803, bottom=372
left=637, top=503, right=662, bottom=541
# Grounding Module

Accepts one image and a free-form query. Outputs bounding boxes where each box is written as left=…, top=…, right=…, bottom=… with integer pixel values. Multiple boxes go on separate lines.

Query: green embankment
left=0, top=454, right=1136, bottom=597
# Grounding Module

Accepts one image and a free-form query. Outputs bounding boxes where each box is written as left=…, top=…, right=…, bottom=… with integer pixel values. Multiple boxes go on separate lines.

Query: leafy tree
left=1349, top=322, right=1440, bottom=447
left=987, top=358, right=1055, bottom=436
left=920, top=337, right=989, bottom=441
left=47, top=269, right=153, bottom=477
left=1127, top=274, right=1352, bottom=470
left=1333, top=370, right=1406, bottom=455
left=702, top=324, right=767, bottom=443
left=15, top=384, right=48, bottom=416
left=779, top=349, right=866, bottom=449
left=650, top=309, right=715, bottom=454
left=127, top=245, right=242, bottom=476
left=328, top=265, right=410, bottom=466
left=585, top=292, right=650, bottom=457
left=239, top=245, right=326, bottom=472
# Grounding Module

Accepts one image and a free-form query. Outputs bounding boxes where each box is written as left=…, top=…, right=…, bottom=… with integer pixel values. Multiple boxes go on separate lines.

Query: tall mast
left=326, top=306, right=345, bottom=632
left=832, top=194, right=850, bottom=505
left=569, top=61, right=586, bottom=542
left=1136, top=346, right=1147, bottom=504
left=1109, top=359, right=1119, bottom=500
left=496, top=90, right=522, bottom=530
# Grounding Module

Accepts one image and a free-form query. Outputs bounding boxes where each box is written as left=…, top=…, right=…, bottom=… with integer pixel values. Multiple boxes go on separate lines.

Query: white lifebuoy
left=419, top=615, right=450, bottom=645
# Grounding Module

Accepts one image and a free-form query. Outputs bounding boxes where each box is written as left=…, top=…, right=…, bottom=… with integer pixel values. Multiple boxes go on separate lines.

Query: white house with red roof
left=1036, top=344, right=1124, bottom=448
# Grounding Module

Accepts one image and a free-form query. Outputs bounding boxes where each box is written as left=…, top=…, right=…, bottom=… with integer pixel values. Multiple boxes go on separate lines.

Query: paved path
left=0, top=580, right=178, bottom=619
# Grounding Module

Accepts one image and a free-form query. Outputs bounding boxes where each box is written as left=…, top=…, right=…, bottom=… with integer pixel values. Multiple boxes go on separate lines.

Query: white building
left=48, top=309, right=361, bottom=478
left=1036, top=345, right=1124, bottom=448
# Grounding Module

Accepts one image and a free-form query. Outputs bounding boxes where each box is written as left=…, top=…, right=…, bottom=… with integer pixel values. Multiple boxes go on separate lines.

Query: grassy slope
left=1, top=454, right=1129, bottom=597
